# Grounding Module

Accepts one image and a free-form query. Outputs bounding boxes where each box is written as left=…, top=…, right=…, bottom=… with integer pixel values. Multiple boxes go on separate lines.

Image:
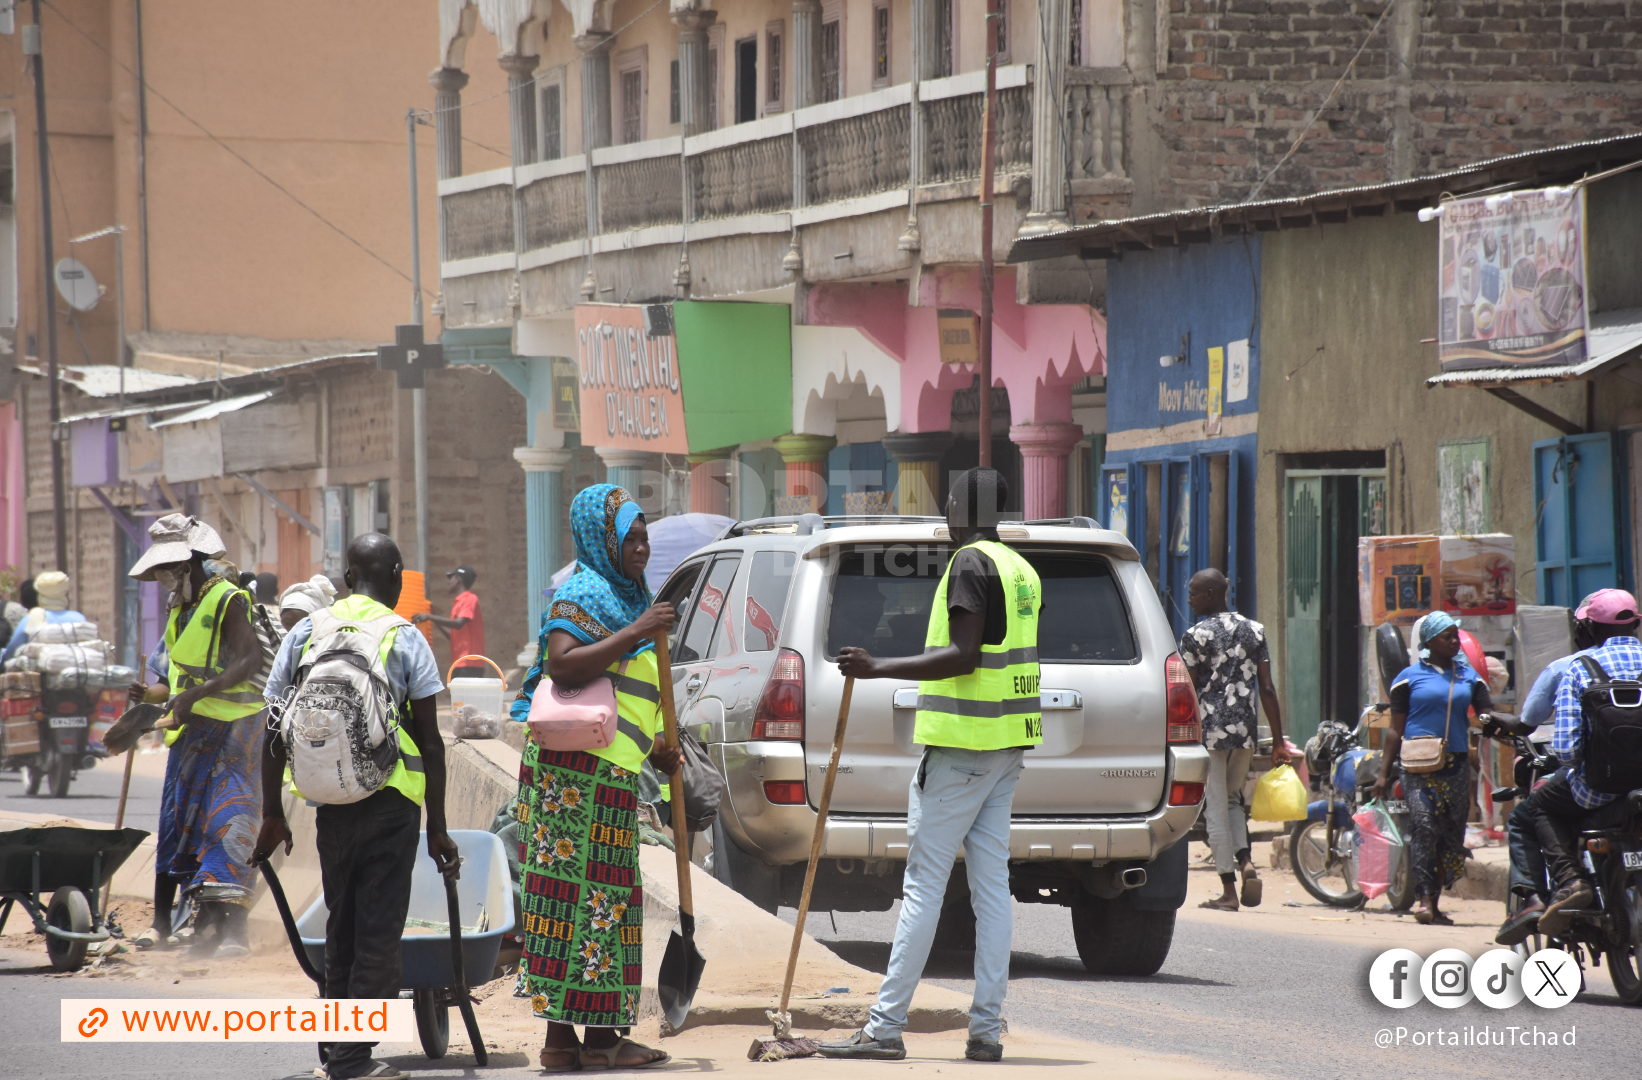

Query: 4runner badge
left=1100, top=768, right=1160, bottom=778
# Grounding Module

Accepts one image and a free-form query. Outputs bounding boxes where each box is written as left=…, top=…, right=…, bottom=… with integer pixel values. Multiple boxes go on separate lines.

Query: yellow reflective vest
left=914, top=540, right=1043, bottom=751
left=590, top=652, right=663, bottom=775
left=165, top=578, right=264, bottom=722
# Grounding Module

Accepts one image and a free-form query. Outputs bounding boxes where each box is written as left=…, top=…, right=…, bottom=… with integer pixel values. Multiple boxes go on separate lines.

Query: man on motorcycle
left=1525, top=589, right=1642, bottom=937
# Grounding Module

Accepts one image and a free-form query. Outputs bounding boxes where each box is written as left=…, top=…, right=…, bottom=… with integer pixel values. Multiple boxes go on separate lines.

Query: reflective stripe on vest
left=585, top=651, right=662, bottom=774
left=914, top=539, right=1044, bottom=751
left=297, top=594, right=427, bottom=806
left=165, top=578, right=264, bottom=722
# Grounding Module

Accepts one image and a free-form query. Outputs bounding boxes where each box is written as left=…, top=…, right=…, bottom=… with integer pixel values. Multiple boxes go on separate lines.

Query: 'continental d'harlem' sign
left=574, top=303, right=688, bottom=453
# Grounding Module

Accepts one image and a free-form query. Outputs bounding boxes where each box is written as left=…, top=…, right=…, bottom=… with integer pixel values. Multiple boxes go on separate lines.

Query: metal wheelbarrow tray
left=0, top=824, right=151, bottom=971
left=293, top=830, right=514, bottom=1061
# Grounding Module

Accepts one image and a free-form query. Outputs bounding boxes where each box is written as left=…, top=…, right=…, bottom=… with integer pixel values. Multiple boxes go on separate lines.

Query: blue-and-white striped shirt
left=1552, top=636, right=1642, bottom=809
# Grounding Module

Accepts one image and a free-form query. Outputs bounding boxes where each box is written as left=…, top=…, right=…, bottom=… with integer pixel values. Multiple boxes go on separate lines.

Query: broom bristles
left=750, top=1036, right=821, bottom=1062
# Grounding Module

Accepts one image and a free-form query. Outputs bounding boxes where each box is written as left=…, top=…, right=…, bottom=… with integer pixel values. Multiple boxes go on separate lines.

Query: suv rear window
left=824, top=545, right=1137, bottom=663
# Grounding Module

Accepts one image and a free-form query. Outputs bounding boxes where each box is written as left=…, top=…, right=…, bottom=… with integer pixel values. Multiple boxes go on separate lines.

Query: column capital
left=671, top=8, right=717, bottom=33
left=428, top=66, right=469, bottom=93
left=595, top=446, right=656, bottom=469
left=773, top=433, right=837, bottom=464
left=573, top=31, right=614, bottom=54
left=1009, top=422, right=1085, bottom=457
left=514, top=446, right=574, bottom=472
left=498, top=52, right=540, bottom=76
left=881, top=430, right=956, bottom=463
left=791, top=0, right=820, bottom=13
left=686, top=446, right=735, bottom=465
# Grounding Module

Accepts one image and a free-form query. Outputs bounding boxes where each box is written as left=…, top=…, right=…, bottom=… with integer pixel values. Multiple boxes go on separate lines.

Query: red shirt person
left=413, top=565, right=486, bottom=677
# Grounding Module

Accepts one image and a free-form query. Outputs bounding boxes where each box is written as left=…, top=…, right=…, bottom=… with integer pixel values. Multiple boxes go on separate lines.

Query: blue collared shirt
left=264, top=615, right=444, bottom=707
left=1552, top=636, right=1642, bottom=809
left=1389, top=659, right=1487, bottom=753
left=1521, top=656, right=1575, bottom=729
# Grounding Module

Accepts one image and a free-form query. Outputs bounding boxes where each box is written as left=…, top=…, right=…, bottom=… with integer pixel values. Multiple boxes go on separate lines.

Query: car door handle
left=685, top=674, right=704, bottom=693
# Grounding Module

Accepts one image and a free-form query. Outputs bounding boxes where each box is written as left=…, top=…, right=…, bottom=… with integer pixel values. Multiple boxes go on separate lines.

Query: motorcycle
left=1288, top=711, right=1416, bottom=909
left=7, top=687, right=98, bottom=798
left=1487, top=719, right=1642, bottom=1003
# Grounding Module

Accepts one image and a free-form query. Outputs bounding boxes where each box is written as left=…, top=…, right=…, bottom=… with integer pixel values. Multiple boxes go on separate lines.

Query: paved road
left=782, top=901, right=1626, bottom=1080
left=0, top=754, right=164, bottom=826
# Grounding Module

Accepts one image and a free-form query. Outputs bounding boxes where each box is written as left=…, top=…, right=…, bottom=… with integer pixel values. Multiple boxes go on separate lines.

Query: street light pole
left=976, top=0, right=999, bottom=469
left=408, top=109, right=430, bottom=577
left=26, top=0, right=67, bottom=570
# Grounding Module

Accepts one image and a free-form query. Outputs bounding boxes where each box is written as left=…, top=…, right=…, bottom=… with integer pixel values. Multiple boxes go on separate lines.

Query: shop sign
left=1438, top=187, right=1588, bottom=371
left=574, top=304, right=687, bottom=453
left=551, top=356, right=580, bottom=432
left=936, top=308, right=979, bottom=365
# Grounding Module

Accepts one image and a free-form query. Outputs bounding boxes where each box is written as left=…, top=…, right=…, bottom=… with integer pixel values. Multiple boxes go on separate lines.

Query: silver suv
left=655, top=514, right=1208, bottom=976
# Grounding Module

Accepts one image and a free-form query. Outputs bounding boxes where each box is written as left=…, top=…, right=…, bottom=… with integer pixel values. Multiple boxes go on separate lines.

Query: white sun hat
left=128, top=513, right=228, bottom=581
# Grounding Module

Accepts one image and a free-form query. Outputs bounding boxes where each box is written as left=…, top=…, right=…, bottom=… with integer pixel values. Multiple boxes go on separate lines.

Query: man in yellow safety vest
left=821, top=467, right=1041, bottom=1064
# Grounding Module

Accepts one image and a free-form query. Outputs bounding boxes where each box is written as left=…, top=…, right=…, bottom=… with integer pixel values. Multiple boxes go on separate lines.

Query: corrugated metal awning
left=1426, top=308, right=1642, bottom=388
left=149, top=390, right=281, bottom=428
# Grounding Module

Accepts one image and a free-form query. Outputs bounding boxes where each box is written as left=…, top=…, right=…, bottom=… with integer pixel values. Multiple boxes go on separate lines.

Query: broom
left=748, top=677, right=854, bottom=1062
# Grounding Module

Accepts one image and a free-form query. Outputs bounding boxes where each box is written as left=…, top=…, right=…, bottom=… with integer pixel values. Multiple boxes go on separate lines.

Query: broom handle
left=655, top=633, right=693, bottom=921
left=779, top=676, right=854, bottom=1016
left=103, top=748, right=137, bottom=914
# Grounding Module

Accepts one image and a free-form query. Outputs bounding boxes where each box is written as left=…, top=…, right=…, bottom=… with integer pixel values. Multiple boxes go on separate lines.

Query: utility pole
left=27, top=0, right=68, bottom=571
left=407, top=109, right=430, bottom=577
left=976, top=0, right=998, bottom=469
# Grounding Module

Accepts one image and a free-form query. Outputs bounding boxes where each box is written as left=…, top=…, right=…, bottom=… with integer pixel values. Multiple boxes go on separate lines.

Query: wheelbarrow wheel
left=413, top=989, right=449, bottom=1059
left=46, top=887, right=91, bottom=972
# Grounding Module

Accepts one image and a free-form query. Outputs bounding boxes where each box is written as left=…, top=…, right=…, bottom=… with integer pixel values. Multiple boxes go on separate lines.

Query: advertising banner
left=575, top=304, right=688, bottom=453
left=1438, top=187, right=1588, bottom=371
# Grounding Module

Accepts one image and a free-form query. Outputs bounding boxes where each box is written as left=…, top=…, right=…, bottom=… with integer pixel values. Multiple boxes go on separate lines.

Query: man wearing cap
left=129, top=513, right=265, bottom=958
left=1522, top=589, right=1642, bottom=936
left=413, top=565, right=486, bottom=676
left=1, top=570, right=88, bottom=663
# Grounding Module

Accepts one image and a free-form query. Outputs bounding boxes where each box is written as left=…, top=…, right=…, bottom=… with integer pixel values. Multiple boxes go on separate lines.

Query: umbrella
left=543, top=512, right=734, bottom=605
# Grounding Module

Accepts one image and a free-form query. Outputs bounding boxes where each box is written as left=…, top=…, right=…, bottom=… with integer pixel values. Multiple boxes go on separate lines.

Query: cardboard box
left=1, top=694, right=39, bottom=716
left=2, top=714, right=40, bottom=756
left=1359, top=535, right=1442, bottom=626
left=1440, top=534, right=1516, bottom=616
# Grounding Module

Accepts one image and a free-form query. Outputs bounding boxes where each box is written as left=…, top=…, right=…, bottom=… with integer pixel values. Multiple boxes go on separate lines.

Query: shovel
left=655, top=632, right=705, bottom=1029
left=102, top=700, right=170, bottom=756
left=440, top=860, right=489, bottom=1066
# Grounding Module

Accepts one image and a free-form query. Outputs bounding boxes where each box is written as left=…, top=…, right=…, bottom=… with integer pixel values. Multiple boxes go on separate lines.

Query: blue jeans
left=866, top=746, right=1025, bottom=1044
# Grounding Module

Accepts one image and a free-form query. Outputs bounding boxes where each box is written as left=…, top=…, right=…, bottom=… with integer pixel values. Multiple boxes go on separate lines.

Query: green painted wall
left=674, top=301, right=794, bottom=453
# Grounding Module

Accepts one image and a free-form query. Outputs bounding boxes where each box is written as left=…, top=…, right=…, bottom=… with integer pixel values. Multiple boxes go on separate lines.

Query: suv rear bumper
left=717, top=741, right=1209, bottom=866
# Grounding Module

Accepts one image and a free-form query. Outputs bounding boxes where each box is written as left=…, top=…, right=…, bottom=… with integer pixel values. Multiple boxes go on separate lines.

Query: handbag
left=1400, top=669, right=1457, bottom=774
left=527, top=660, right=629, bottom=751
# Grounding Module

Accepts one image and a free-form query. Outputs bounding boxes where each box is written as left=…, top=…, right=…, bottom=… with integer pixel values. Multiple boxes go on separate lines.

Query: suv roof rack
left=717, top=513, right=945, bottom=539
left=1020, top=517, right=1102, bottom=529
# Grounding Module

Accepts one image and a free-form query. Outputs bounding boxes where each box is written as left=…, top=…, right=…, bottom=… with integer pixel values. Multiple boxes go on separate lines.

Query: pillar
left=1010, top=422, right=1084, bottom=521
left=687, top=447, right=734, bottom=516
left=674, top=10, right=717, bottom=136
left=514, top=446, right=573, bottom=639
left=596, top=447, right=657, bottom=510
left=429, top=67, right=468, bottom=181
left=578, top=34, right=614, bottom=153
left=1020, top=0, right=1069, bottom=236
left=791, top=0, right=818, bottom=110
left=773, top=434, right=837, bottom=514
left=882, top=430, right=954, bottom=517
left=500, top=53, right=541, bottom=167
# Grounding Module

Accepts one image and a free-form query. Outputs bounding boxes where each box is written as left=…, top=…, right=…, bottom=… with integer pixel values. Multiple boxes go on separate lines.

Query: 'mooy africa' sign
left=574, top=304, right=688, bottom=453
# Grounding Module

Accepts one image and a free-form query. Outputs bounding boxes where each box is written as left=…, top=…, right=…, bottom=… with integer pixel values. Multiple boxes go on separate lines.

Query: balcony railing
left=441, top=65, right=1126, bottom=279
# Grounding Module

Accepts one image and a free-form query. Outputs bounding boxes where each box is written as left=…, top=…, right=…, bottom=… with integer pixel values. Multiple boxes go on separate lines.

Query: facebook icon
left=1370, top=949, right=1426, bottom=1009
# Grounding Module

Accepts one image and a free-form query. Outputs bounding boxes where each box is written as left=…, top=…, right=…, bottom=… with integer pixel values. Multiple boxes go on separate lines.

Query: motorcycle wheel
left=1290, top=818, right=1365, bottom=907
left=1386, top=854, right=1416, bottom=911
left=48, top=748, right=74, bottom=798
left=23, top=758, right=45, bottom=795
left=1608, top=880, right=1642, bottom=1005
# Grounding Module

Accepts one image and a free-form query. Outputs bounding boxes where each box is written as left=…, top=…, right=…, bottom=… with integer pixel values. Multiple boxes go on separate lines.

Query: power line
left=41, top=0, right=430, bottom=293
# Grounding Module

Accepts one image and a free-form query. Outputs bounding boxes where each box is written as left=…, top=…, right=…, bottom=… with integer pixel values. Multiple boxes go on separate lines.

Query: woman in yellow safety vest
left=128, top=513, right=264, bottom=960
left=512, top=484, right=682, bottom=1072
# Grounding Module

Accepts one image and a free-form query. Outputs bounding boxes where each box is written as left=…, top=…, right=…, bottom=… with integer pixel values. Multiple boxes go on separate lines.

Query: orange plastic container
left=396, top=570, right=435, bottom=644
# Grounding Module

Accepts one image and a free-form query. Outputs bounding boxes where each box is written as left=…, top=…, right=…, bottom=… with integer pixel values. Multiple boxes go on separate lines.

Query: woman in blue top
left=1373, top=612, right=1493, bottom=925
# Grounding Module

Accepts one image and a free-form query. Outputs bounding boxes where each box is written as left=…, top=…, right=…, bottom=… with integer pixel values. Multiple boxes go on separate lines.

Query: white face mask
left=153, top=566, right=194, bottom=605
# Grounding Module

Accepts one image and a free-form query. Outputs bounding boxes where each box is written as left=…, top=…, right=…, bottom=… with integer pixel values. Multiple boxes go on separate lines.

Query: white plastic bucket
left=447, top=655, right=507, bottom=721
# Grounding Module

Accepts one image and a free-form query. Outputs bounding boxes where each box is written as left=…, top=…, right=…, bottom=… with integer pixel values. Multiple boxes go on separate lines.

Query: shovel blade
left=103, top=702, right=165, bottom=756
left=657, top=912, right=705, bottom=1029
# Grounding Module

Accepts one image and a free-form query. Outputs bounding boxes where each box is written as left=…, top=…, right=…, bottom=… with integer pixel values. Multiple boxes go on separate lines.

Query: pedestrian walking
left=1179, top=569, right=1290, bottom=911
left=414, top=565, right=486, bottom=676
left=254, top=533, right=454, bottom=1080
left=820, top=467, right=1039, bottom=1064
left=1, top=570, right=88, bottom=663
left=278, top=574, right=338, bottom=631
left=127, top=514, right=266, bottom=958
left=1373, top=611, right=1493, bottom=926
left=512, top=484, right=679, bottom=1072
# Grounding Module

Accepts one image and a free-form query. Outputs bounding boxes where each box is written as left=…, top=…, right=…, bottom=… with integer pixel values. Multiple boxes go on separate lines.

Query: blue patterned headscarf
left=545, top=484, right=653, bottom=657
left=1414, top=610, right=1463, bottom=663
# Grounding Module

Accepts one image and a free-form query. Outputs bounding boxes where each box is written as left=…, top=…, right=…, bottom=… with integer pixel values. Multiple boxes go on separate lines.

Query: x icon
left=1534, top=957, right=1571, bottom=997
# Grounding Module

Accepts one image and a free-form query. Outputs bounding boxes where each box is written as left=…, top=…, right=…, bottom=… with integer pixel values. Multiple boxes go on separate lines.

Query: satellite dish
left=54, top=258, right=100, bottom=312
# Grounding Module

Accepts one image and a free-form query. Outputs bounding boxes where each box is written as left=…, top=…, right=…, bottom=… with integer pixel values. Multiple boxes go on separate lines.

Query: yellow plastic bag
left=1250, top=764, right=1308, bottom=822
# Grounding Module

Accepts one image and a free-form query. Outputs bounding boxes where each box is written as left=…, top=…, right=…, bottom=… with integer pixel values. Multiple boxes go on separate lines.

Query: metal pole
left=408, top=110, right=430, bottom=576
left=28, top=0, right=68, bottom=571
left=976, top=0, right=998, bottom=470
left=115, top=229, right=125, bottom=406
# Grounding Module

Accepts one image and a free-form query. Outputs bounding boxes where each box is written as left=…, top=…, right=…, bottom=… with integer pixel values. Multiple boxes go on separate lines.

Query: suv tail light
left=1165, top=653, right=1201, bottom=744
left=763, top=780, right=807, bottom=804
left=751, top=648, right=805, bottom=740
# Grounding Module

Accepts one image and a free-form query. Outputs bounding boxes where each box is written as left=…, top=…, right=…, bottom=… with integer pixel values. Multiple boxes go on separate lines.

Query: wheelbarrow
left=0, top=823, right=151, bottom=971
left=268, top=829, right=513, bottom=1062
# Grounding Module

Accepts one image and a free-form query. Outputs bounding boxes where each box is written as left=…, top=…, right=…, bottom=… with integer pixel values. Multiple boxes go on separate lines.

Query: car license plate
left=1385, top=799, right=1408, bottom=814
left=1623, top=851, right=1642, bottom=871
left=49, top=715, right=87, bottom=729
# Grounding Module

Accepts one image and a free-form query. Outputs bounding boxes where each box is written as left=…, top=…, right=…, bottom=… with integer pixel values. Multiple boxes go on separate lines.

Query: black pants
left=1522, top=771, right=1589, bottom=892
left=315, top=788, right=421, bottom=1079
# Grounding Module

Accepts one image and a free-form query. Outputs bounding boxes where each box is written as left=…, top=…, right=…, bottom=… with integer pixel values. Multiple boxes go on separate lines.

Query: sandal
left=134, top=927, right=166, bottom=949
left=1240, top=872, right=1263, bottom=908
left=540, top=1046, right=582, bottom=1074
left=1198, top=896, right=1239, bottom=911
left=579, top=1037, right=670, bottom=1070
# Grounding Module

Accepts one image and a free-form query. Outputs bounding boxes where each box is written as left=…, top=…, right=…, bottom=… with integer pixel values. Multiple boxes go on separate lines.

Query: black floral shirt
left=1178, top=612, right=1269, bottom=750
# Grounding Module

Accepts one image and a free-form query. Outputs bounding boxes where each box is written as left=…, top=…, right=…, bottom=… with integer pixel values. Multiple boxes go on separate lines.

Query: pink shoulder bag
left=526, top=660, right=629, bottom=751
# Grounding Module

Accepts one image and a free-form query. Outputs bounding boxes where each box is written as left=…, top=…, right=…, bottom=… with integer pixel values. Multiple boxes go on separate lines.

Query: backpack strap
left=1578, top=654, right=1609, bottom=684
